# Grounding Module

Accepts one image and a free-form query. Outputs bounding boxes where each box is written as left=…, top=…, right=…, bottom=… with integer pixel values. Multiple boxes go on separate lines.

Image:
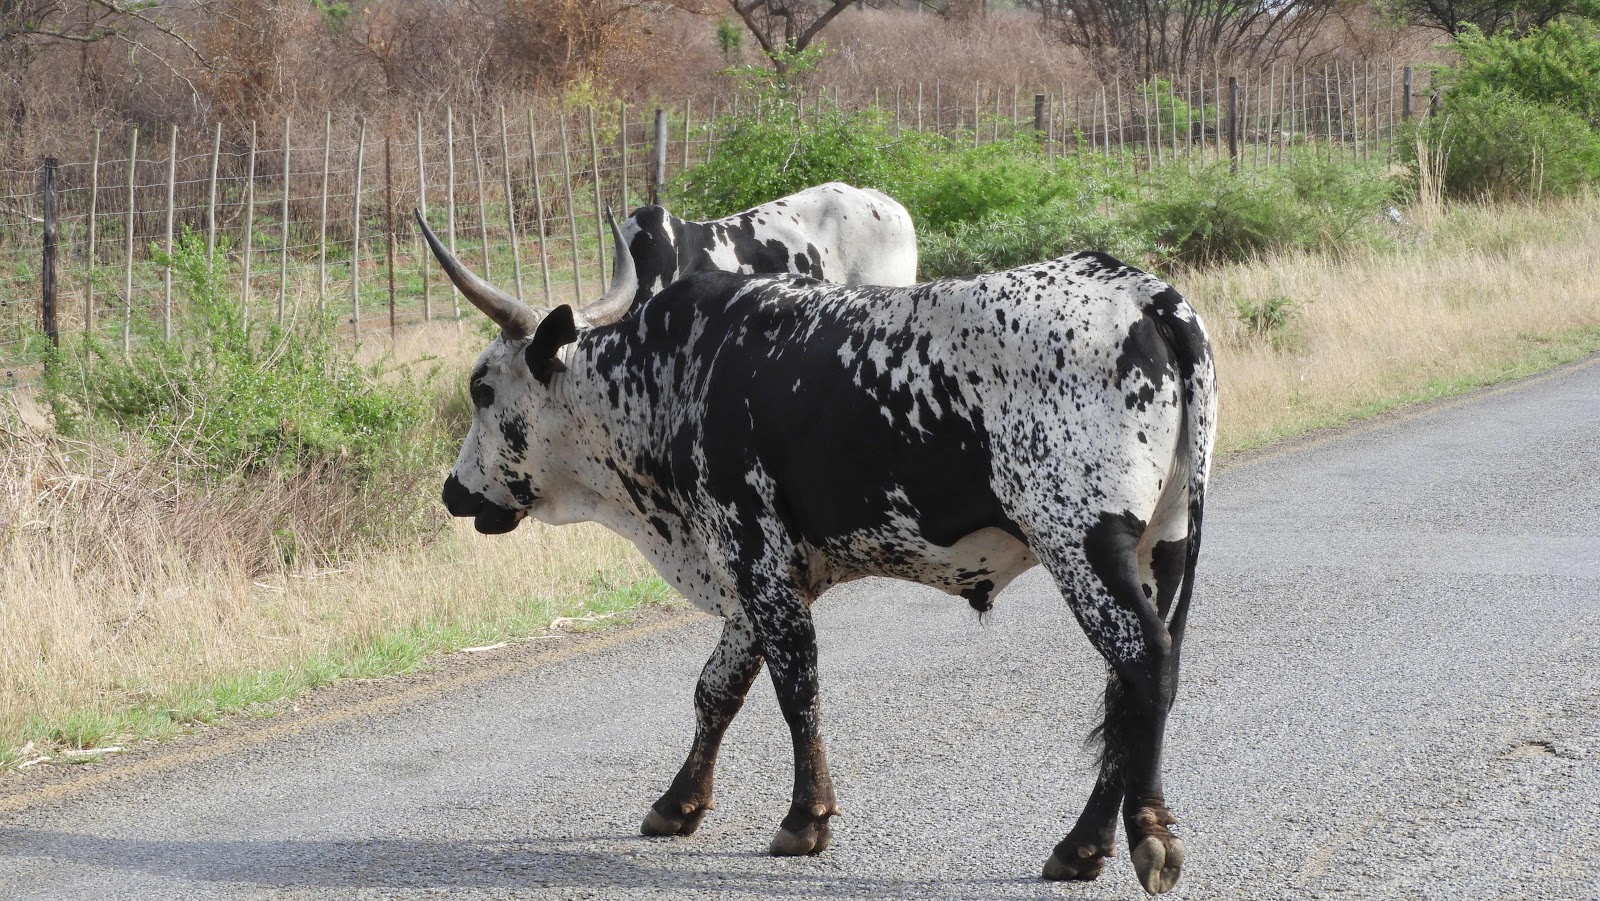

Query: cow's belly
left=820, top=526, right=1038, bottom=608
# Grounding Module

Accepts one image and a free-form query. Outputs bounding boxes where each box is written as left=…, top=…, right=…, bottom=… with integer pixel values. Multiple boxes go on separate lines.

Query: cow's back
left=776, top=183, right=918, bottom=287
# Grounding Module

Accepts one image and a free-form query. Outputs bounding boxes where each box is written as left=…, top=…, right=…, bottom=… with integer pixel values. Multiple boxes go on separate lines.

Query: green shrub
left=1443, top=21, right=1600, bottom=127
left=1405, top=89, right=1600, bottom=199
left=1234, top=294, right=1304, bottom=343
left=918, top=197, right=1156, bottom=279
left=1128, top=164, right=1306, bottom=267
left=1279, top=156, right=1400, bottom=244
left=666, top=72, right=944, bottom=219
left=904, top=139, right=1078, bottom=231
left=43, top=228, right=433, bottom=479
left=1131, top=161, right=1393, bottom=267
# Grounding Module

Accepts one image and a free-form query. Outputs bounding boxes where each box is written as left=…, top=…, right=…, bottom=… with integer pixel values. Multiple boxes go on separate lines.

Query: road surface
left=2, top=358, right=1598, bottom=899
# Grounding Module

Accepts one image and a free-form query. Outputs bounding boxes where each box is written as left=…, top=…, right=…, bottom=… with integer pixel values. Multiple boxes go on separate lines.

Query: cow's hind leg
left=642, top=608, right=763, bottom=837
left=1039, top=512, right=1188, bottom=894
left=1042, top=671, right=1125, bottom=881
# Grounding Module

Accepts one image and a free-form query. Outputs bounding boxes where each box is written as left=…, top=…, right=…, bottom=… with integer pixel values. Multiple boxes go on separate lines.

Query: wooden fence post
left=470, top=115, right=491, bottom=279
left=1115, top=78, right=1126, bottom=155
left=278, top=116, right=291, bottom=324
left=559, top=113, right=583, bottom=297
left=318, top=112, right=330, bottom=311
left=86, top=129, right=99, bottom=333
left=416, top=110, right=430, bottom=321
left=499, top=105, right=524, bottom=302
left=973, top=80, right=981, bottom=148
left=651, top=108, right=666, bottom=205
left=243, top=120, right=257, bottom=325
left=386, top=128, right=398, bottom=340
left=528, top=110, right=553, bottom=306
left=916, top=82, right=924, bottom=131
left=588, top=104, right=606, bottom=276
left=619, top=101, right=630, bottom=210
left=352, top=119, right=365, bottom=340
left=681, top=98, right=692, bottom=175
left=1034, top=93, right=1045, bottom=134
left=1168, top=79, right=1180, bottom=161
left=123, top=126, right=137, bottom=356
left=1105, top=84, right=1116, bottom=161
left=445, top=106, right=460, bottom=320
left=706, top=96, right=718, bottom=164
left=206, top=122, right=220, bottom=263
left=385, top=130, right=397, bottom=340
left=1402, top=66, right=1413, bottom=122
left=1227, top=76, right=1239, bottom=171
left=163, top=125, right=177, bottom=339
left=41, top=158, right=58, bottom=347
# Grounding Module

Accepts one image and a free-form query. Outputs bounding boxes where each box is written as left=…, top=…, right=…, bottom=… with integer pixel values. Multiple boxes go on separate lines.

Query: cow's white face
left=442, top=305, right=579, bottom=534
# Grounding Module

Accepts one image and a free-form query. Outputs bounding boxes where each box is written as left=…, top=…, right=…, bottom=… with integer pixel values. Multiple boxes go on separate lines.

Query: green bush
left=1131, top=160, right=1394, bottom=267
left=43, top=228, right=432, bottom=479
left=903, top=139, right=1080, bottom=231
left=1405, top=89, right=1600, bottom=199
left=1129, top=164, right=1303, bottom=267
left=918, top=197, right=1156, bottom=279
left=1234, top=294, right=1304, bottom=344
left=1443, top=21, right=1600, bottom=127
left=666, top=92, right=941, bottom=219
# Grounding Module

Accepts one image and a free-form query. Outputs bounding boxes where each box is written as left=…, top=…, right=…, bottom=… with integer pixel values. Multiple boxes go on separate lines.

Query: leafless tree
left=720, top=0, right=861, bottom=72
left=1035, top=0, right=1350, bottom=79
left=1, top=1, right=210, bottom=132
left=1392, top=0, right=1573, bottom=35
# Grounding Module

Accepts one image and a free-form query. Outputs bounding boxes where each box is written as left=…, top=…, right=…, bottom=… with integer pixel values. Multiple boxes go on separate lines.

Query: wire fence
left=0, top=61, right=1431, bottom=380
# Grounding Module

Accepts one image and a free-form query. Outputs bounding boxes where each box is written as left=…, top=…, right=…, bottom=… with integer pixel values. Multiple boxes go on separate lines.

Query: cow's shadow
left=0, top=827, right=1132, bottom=899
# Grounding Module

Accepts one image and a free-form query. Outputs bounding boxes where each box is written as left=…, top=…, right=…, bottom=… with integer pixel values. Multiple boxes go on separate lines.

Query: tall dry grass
left=0, top=323, right=649, bottom=761
left=1182, top=193, right=1600, bottom=453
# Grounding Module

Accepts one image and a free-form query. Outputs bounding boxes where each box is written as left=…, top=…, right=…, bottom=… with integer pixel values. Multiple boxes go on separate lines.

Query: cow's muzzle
left=442, top=473, right=524, bottom=534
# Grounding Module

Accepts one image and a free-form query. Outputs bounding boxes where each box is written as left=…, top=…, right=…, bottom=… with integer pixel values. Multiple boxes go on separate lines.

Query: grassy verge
left=0, top=514, right=663, bottom=771
left=4, top=193, right=1600, bottom=770
left=1182, top=193, right=1600, bottom=454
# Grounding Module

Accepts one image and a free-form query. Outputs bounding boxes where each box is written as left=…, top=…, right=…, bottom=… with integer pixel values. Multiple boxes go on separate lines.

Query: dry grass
left=4, top=194, right=1600, bottom=764
left=1182, top=193, right=1600, bottom=454
left=0, top=323, right=650, bottom=763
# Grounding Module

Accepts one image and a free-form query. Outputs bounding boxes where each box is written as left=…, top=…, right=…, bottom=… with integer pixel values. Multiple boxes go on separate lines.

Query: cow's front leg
left=748, top=598, right=840, bottom=856
left=642, top=608, right=763, bottom=837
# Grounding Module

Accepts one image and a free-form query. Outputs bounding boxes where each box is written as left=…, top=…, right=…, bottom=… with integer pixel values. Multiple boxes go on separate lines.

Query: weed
left=1233, top=294, right=1303, bottom=342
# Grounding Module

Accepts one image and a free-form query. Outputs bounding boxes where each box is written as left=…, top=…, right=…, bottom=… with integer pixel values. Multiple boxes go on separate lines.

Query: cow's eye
left=470, top=379, right=496, bottom=409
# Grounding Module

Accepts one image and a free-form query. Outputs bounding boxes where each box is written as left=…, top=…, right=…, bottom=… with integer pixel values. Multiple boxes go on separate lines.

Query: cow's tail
left=1149, top=285, right=1217, bottom=652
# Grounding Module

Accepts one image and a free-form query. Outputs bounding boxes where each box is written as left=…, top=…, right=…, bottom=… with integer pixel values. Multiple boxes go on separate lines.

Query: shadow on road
left=0, top=828, right=1125, bottom=900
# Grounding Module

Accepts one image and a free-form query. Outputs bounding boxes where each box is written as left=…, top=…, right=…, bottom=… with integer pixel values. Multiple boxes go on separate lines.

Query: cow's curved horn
left=414, top=210, right=539, bottom=339
left=579, top=207, right=639, bottom=327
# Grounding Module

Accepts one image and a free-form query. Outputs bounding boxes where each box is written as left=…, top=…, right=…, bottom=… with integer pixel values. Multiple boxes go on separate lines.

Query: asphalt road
left=2, top=358, right=1598, bottom=900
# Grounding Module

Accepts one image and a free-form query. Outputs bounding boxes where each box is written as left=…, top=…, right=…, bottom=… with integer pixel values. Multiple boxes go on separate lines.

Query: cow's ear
left=526, top=304, right=578, bottom=385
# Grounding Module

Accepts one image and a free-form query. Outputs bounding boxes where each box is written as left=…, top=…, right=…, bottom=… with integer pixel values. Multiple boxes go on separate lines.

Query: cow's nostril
left=442, top=473, right=483, bottom=517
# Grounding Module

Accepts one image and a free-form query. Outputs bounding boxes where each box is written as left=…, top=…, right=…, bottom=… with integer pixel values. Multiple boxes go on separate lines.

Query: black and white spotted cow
left=419, top=210, right=1216, bottom=895
left=613, top=183, right=918, bottom=306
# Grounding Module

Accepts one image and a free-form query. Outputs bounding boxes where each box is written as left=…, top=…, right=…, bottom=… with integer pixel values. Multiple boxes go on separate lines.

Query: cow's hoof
left=1041, top=840, right=1114, bottom=881
left=640, top=800, right=712, bottom=837
left=1131, top=834, right=1183, bottom=894
left=1127, top=805, right=1183, bottom=894
left=769, top=821, right=832, bottom=856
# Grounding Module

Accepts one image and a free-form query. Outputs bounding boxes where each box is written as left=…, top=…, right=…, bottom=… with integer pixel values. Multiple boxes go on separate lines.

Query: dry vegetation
left=4, top=193, right=1599, bottom=765
left=1183, top=193, right=1600, bottom=453
left=0, top=320, right=654, bottom=763
left=2, top=3, right=1447, bottom=166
